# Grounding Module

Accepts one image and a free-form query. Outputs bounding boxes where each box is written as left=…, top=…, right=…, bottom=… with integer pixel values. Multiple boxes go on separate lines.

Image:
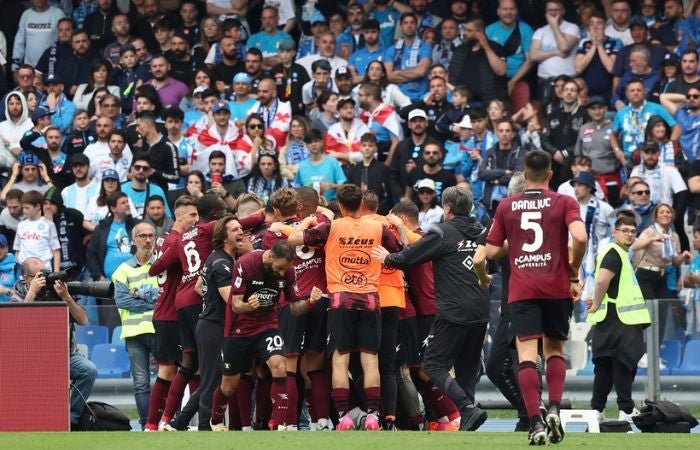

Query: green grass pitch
left=1, top=431, right=699, bottom=450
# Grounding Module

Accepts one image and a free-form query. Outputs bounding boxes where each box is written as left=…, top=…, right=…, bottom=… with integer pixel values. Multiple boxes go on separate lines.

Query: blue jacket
left=40, top=95, right=76, bottom=133
left=0, top=253, right=18, bottom=303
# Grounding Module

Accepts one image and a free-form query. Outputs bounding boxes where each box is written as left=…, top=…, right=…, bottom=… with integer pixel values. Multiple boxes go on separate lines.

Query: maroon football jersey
left=225, top=250, right=294, bottom=337
left=176, top=220, right=217, bottom=310
left=406, top=229, right=437, bottom=316
left=486, top=189, right=582, bottom=303
left=150, top=229, right=182, bottom=321
left=263, top=215, right=328, bottom=304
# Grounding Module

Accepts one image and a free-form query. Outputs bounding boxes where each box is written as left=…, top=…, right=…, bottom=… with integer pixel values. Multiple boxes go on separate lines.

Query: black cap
left=661, top=53, right=679, bottom=66
left=337, top=98, right=356, bottom=109
left=70, top=153, right=90, bottom=166
left=629, top=16, right=648, bottom=29
left=642, top=141, right=660, bottom=152
left=587, top=95, right=607, bottom=107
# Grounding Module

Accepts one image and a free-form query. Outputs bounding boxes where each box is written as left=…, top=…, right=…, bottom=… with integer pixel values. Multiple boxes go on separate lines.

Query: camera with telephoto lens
left=36, top=267, right=114, bottom=301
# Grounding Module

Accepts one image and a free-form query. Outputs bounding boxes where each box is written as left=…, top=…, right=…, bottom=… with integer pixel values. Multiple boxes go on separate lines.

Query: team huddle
left=139, top=150, right=584, bottom=445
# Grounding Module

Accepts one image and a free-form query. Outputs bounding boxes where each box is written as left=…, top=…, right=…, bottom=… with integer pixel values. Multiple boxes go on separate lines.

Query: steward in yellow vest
left=586, top=215, right=651, bottom=422
left=112, top=223, right=159, bottom=429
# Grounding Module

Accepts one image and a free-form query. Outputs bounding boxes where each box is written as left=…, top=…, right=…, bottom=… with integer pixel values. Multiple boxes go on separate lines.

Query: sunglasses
left=687, top=94, right=700, bottom=100
left=133, top=165, right=150, bottom=172
left=418, top=189, right=434, bottom=195
left=632, top=190, right=650, bottom=195
left=248, top=124, right=263, bottom=130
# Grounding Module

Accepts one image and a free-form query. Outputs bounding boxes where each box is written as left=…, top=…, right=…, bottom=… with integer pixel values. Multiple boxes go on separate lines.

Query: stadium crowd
left=1, top=0, right=700, bottom=441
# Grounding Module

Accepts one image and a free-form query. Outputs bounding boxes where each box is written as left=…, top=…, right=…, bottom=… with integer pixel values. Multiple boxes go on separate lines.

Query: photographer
left=12, top=257, right=97, bottom=431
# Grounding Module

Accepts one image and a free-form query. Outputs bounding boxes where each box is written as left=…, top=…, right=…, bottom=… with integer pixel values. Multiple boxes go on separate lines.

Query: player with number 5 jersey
left=484, top=151, right=588, bottom=446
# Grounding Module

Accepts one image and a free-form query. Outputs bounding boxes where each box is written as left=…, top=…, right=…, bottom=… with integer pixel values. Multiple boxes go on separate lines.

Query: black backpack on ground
left=632, top=400, right=699, bottom=433
left=77, top=401, right=132, bottom=431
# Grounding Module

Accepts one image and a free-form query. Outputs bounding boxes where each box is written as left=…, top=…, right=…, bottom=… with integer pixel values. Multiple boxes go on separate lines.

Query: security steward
left=586, top=215, right=651, bottom=423
left=113, top=222, right=159, bottom=430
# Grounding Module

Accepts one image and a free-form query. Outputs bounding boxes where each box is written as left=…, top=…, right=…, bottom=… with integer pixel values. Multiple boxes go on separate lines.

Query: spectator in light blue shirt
left=246, top=5, right=292, bottom=69
left=349, top=19, right=385, bottom=79
left=383, top=13, right=432, bottom=102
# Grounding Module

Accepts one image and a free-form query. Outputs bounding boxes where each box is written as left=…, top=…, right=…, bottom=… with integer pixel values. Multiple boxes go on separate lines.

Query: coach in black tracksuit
left=373, top=186, right=491, bottom=432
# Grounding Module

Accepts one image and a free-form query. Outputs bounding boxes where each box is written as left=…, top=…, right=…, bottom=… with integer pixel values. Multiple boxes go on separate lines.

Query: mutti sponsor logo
left=339, top=237, right=375, bottom=246
left=253, top=288, right=278, bottom=307
left=341, top=271, right=367, bottom=287
left=19, top=232, right=42, bottom=240
left=339, top=250, right=371, bottom=270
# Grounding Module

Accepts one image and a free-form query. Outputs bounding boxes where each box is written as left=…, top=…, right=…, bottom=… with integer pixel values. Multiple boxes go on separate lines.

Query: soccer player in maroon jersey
left=155, top=194, right=227, bottom=429
left=483, top=151, right=587, bottom=445
left=209, top=242, right=306, bottom=431
left=265, top=187, right=334, bottom=430
left=144, top=195, right=199, bottom=431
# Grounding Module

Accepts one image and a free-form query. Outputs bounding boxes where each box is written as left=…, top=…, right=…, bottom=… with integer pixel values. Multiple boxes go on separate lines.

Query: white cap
left=414, top=178, right=436, bottom=192
left=193, top=85, right=207, bottom=95
left=456, top=115, right=472, bottom=129
left=408, top=109, right=428, bottom=121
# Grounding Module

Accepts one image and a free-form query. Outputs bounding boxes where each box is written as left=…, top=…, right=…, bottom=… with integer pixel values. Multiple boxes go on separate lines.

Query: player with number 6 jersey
left=484, top=151, right=587, bottom=446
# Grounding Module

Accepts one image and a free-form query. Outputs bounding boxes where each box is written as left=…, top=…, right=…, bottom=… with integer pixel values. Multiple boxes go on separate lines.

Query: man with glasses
left=0, top=65, right=43, bottom=121
left=574, top=96, right=624, bottom=206
left=112, top=222, right=159, bottom=430
left=623, top=180, right=656, bottom=232
left=661, top=88, right=700, bottom=161
left=585, top=215, right=650, bottom=424
left=120, top=153, right=171, bottom=219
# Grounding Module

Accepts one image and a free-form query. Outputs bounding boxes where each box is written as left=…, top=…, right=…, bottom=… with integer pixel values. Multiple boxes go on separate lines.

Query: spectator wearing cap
left=84, top=0, right=119, bottom=53
left=20, top=125, right=73, bottom=190
left=574, top=11, right=623, bottom=103
left=0, top=151, right=52, bottom=200
left=247, top=5, right=293, bottom=70
left=0, top=233, right=17, bottom=303
left=324, top=98, right=371, bottom=169
left=0, top=92, right=33, bottom=167
left=453, top=112, right=496, bottom=201
left=413, top=178, right=444, bottom=230
left=270, top=38, right=310, bottom=117
left=664, top=49, right=700, bottom=95
left=575, top=96, right=624, bottom=206
left=660, top=87, right=700, bottom=162
left=43, top=186, right=88, bottom=272
left=62, top=153, right=100, bottom=212
left=400, top=76, right=451, bottom=142
left=103, top=13, right=134, bottom=65
left=302, top=59, right=339, bottom=115
left=444, top=114, right=474, bottom=173
left=384, top=13, right=433, bottom=102
left=228, top=73, right=257, bottom=121
left=348, top=19, right=385, bottom=82
left=193, top=101, right=243, bottom=177
left=146, top=54, right=189, bottom=109
left=40, top=74, right=76, bottom=133
left=165, top=31, right=197, bottom=87
left=57, top=30, right=97, bottom=98
left=611, top=18, right=668, bottom=92
left=297, top=11, right=329, bottom=60
left=656, top=53, right=681, bottom=98
left=630, top=140, right=688, bottom=236
left=35, top=17, right=76, bottom=80
left=335, top=67, right=355, bottom=99
left=297, top=30, right=349, bottom=79
left=83, top=169, right=138, bottom=231
left=133, top=111, right=180, bottom=192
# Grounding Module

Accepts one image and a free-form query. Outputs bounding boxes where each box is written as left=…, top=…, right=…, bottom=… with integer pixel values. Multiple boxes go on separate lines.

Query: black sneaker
left=528, top=417, right=547, bottom=445
left=514, top=417, right=530, bottom=432
left=545, top=405, right=565, bottom=444
left=383, top=418, right=397, bottom=431
left=459, top=406, right=488, bottom=431
left=254, top=418, right=270, bottom=430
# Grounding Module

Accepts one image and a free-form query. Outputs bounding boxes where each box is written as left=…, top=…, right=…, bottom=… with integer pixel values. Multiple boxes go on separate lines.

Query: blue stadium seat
left=660, top=339, right=682, bottom=369
left=111, top=326, right=125, bottom=346
left=91, top=344, right=131, bottom=378
left=75, top=325, right=109, bottom=356
left=577, top=353, right=595, bottom=376
left=671, top=340, right=700, bottom=375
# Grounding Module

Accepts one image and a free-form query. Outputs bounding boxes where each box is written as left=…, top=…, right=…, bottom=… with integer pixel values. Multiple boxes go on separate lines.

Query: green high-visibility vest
left=587, top=243, right=651, bottom=326
left=112, top=261, right=157, bottom=339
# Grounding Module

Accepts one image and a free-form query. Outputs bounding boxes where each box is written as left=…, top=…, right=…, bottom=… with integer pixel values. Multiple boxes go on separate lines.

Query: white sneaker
left=210, top=419, right=229, bottom=432
left=594, top=410, right=606, bottom=423
left=286, top=425, right=298, bottom=431
left=241, top=426, right=253, bottom=432
left=276, top=424, right=287, bottom=431
left=618, top=408, right=640, bottom=424
left=316, top=418, right=330, bottom=430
